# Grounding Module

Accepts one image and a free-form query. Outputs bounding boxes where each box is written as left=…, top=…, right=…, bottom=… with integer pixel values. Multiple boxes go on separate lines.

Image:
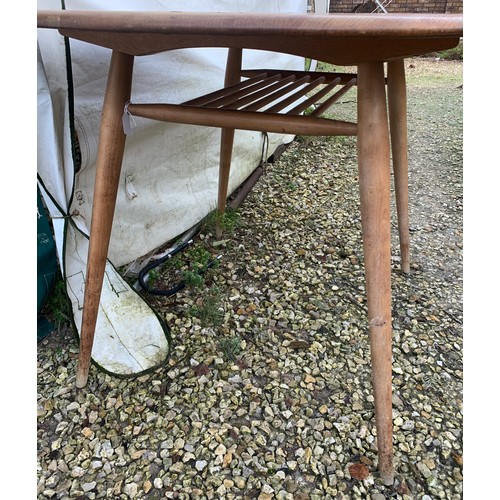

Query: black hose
left=137, top=238, right=221, bottom=296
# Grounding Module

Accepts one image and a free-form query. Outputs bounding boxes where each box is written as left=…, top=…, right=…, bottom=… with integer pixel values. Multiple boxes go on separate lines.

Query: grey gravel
left=37, top=58, right=463, bottom=499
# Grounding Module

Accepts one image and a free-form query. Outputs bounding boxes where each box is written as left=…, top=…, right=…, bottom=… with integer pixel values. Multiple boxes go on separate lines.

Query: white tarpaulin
left=37, top=0, right=322, bottom=376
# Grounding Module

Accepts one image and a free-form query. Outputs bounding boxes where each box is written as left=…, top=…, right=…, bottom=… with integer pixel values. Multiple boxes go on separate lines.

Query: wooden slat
left=265, top=76, right=326, bottom=113
left=241, top=69, right=358, bottom=86
left=201, top=74, right=285, bottom=108
left=221, top=74, right=297, bottom=109
left=311, top=77, right=357, bottom=117
left=240, top=75, right=312, bottom=112
left=183, top=72, right=269, bottom=106
left=288, top=77, right=341, bottom=115
left=127, top=102, right=357, bottom=136
left=183, top=70, right=359, bottom=119
left=132, top=71, right=359, bottom=136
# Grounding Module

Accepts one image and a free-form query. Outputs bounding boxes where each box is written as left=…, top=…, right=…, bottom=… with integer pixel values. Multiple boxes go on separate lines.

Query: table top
left=37, top=10, right=462, bottom=65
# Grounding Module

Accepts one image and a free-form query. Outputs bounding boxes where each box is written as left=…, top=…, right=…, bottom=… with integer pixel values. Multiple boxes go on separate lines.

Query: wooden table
left=37, top=10, right=463, bottom=485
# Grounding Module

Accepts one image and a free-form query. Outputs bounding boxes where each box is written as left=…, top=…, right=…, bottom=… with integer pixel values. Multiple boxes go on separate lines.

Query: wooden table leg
left=75, top=51, right=135, bottom=389
left=388, top=59, right=410, bottom=274
left=357, top=61, right=394, bottom=485
left=215, top=48, right=242, bottom=238
left=216, top=127, right=235, bottom=238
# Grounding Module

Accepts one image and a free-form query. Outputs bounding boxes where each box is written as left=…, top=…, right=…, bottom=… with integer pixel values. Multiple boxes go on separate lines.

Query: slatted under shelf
left=127, top=70, right=358, bottom=136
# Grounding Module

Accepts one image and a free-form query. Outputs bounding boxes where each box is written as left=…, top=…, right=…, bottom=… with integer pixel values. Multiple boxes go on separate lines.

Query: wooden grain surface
left=37, top=11, right=463, bottom=64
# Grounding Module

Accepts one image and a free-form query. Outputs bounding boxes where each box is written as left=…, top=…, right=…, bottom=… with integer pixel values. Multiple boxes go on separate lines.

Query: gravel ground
left=37, top=58, right=463, bottom=499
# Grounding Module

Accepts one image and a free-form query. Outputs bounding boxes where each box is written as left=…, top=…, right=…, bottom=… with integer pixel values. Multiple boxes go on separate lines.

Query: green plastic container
left=37, top=185, right=58, bottom=340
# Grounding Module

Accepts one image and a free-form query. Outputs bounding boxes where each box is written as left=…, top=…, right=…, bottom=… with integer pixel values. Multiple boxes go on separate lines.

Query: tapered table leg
left=216, top=127, right=235, bottom=238
left=75, top=51, right=135, bottom=388
left=388, top=59, right=410, bottom=274
left=215, top=48, right=242, bottom=238
left=357, top=61, right=394, bottom=485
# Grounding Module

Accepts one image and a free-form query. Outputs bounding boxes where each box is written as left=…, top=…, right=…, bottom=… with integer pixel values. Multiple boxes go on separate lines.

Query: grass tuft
left=43, top=272, right=72, bottom=329
left=218, top=335, right=242, bottom=362
left=188, top=285, right=224, bottom=327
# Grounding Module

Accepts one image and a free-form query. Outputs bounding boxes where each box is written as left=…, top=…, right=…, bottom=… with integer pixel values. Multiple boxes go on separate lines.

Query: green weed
left=182, top=269, right=205, bottom=288
left=188, top=286, right=224, bottom=327
left=44, top=273, right=72, bottom=328
left=144, top=244, right=218, bottom=291
left=218, top=335, right=242, bottom=362
left=180, top=245, right=218, bottom=289
left=205, top=207, right=240, bottom=236
left=146, top=267, right=160, bottom=286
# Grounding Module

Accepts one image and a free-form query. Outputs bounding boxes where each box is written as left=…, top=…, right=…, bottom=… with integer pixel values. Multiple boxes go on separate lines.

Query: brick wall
left=328, top=0, right=463, bottom=13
